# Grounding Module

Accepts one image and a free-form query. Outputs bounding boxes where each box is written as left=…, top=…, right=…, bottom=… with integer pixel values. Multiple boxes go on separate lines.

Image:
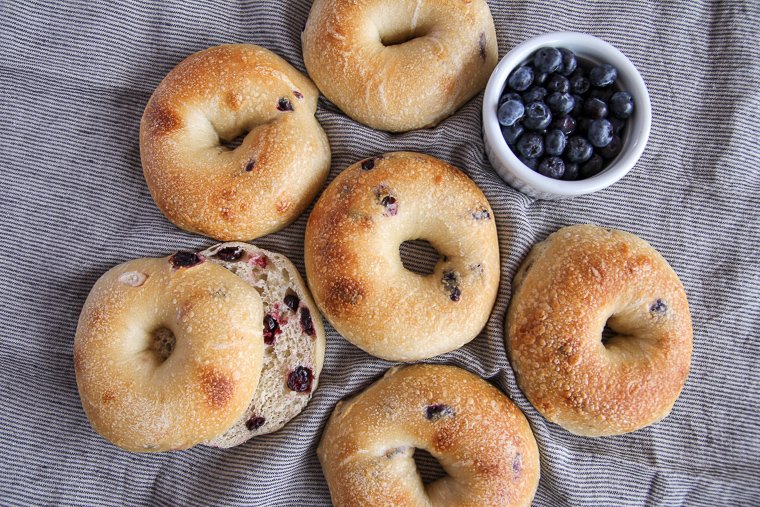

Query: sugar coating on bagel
left=140, top=44, right=331, bottom=241
left=73, top=254, right=264, bottom=452
left=507, top=224, right=693, bottom=437
left=318, top=364, right=540, bottom=507
left=302, top=0, right=498, bottom=131
left=305, top=152, right=500, bottom=361
left=200, top=242, right=326, bottom=447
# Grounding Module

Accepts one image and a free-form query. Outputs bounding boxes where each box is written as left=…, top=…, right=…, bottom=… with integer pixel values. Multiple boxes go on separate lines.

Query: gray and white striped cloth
left=1, top=1, right=758, bottom=505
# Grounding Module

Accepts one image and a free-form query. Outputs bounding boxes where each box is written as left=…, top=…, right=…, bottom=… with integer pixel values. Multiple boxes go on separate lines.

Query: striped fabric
left=1, top=0, right=758, bottom=505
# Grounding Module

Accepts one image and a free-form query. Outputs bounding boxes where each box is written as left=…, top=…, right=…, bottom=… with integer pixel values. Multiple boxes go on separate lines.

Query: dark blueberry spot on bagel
left=361, top=158, right=376, bottom=171
left=300, top=307, right=315, bottom=336
left=425, top=404, right=455, bottom=421
left=293, top=90, right=303, bottom=100
left=170, top=251, right=203, bottom=268
left=284, top=293, right=300, bottom=311
left=478, top=32, right=487, bottom=60
left=443, top=255, right=449, bottom=262
left=472, top=208, right=491, bottom=220
left=263, top=314, right=280, bottom=345
left=287, top=366, right=313, bottom=393
left=650, top=299, right=668, bottom=313
left=442, top=270, right=461, bottom=302
left=244, top=160, right=256, bottom=172
left=277, top=97, right=293, bottom=112
left=512, top=453, right=523, bottom=474
left=450, top=287, right=461, bottom=302
left=381, top=195, right=396, bottom=207
left=245, top=416, right=265, bottom=431
left=215, top=246, right=243, bottom=261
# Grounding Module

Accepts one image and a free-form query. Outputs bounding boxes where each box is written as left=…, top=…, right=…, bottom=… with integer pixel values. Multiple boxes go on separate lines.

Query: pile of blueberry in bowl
left=482, top=32, right=651, bottom=199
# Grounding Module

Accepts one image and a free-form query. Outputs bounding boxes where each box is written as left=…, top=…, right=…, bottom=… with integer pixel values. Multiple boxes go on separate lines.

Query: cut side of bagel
left=201, top=242, right=326, bottom=447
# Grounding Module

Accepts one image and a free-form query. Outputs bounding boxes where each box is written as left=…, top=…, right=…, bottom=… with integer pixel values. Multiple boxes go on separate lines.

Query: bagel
left=200, top=242, right=326, bottom=447
left=302, top=0, right=498, bottom=132
left=140, top=44, right=331, bottom=241
left=73, top=252, right=264, bottom=452
left=304, top=152, right=500, bottom=361
left=317, top=364, right=540, bottom=507
left=506, top=224, right=693, bottom=437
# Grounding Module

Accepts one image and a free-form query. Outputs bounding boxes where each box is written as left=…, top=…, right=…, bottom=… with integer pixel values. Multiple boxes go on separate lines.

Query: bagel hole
left=414, top=449, right=447, bottom=485
left=151, top=327, right=176, bottom=363
left=399, top=240, right=441, bottom=276
left=380, top=27, right=428, bottom=47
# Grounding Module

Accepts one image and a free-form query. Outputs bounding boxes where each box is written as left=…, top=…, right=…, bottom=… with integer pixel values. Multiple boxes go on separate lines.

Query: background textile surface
left=1, top=1, right=758, bottom=505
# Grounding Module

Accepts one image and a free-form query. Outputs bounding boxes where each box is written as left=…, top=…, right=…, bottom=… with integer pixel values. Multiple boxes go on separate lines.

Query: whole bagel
left=302, top=0, right=498, bottom=131
left=318, top=364, right=540, bottom=507
left=506, top=224, right=693, bottom=436
left=140, top=44, right=331, bottom=241
left=73, top=252, right=264, bottom=452
left=305, top=152, right=500, bottom=361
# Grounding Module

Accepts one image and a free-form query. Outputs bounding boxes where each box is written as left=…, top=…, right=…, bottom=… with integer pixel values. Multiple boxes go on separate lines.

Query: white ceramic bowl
left=483, top=32, right=652, bottom=199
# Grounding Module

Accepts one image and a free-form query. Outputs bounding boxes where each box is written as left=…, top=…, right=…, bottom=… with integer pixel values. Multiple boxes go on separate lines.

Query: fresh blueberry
left=522, top=101, right=552, bottom=130
left=584, top=98, right=608, bottom=119
left=516, top=132, right=544, bottom=159
left=571, top=95, right=584, bottom=116
left=546, top=74, right=570, bottom=93
left=501, top=123, right=524, bottom=146
left=545, top=129, right=567, bottom=156
left=546, top=92, right=575, bottom=116
left=558, top=48, right=577, bottom=76
left=566, top=136, right=594, bottom=163
left=590, top=64, right=618, bottom=87
left=609, top=117, right=626, bottom=135
left=518, top=155, right=539, bottom=170
left=551, top=115, right=576, bottom=135
left=522, top=86, right=547, bottom=104
left=599, top=135, right=623, bottom=159
left=588, top=87, right=614, bottom=102
left=610, top=91, right=635, bottom=119
left=499, top=91, right=522, bottom=106
left=508, top=66, right=534, bottom=91
left=537, top=157, right=565, bottom=179
left=579, top=154, right=605, bottom=178
left=570, top=74, right=590, bottom=94
left=562, top=162, right=579, bottom=180
left=498, top=99, right=525, bottom=126
left=588, top=119, right=614, bottom=147
left=534, top=47, right=562, bottom=73
left=534, top=71, right=549, bottom=85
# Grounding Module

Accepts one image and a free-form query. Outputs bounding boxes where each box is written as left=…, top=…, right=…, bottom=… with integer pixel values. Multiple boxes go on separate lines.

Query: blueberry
left=522, top=86, right=547, bottom=104
left=425, top=404, right=455, bottom=421
left=534, top=72, right=549, bottom=85
left=508, top=66, right=534, bottom=91
left=245, top=416, right=266, bottom=431
left=499, top=91, right=522, bottom=106
left=277, top=97, right=294, bottom=111
left=584, top=98, right=608, bottom=119
left=590, top=64, right=618, bottom=87
left=546, top=92, right=575, bottom=116
left=170, top=251, right=203, bottom=268
left=588, top=87, right=614, bottom=102
left=522, top=101, right=552, bottom=130
left=263, top=314, right=279, bottom=345
left=300, top=307, right=315, bottom=336
left=610, top=91, right=634, bottom=119
left=546, top=74, right=570, bottom=93
left=599, top=135, right=623, bottom=159
left=284, top=293, right=300, bottom=311
left=518, top=156, right=539, bottom=170
left=588, top=119, right=613, bottom=147
left=534, top=47, right=562, bottom=73
left=287, top=366, right=313, bottom=393
left=215, top=246, right=243, bottom=261
left=650, top=299, right=668, bottom=313
left=577, top=117, right=593, bottom=134
left=579, top=154, right=604, bottom=178
left=558, top=48, right=577, bottom=76
left=545, top=129, right=567, bottom=156
left=551, top=115, right=576, bottom=135
left=570, top=74, right=590, bottom=94
left=566, top=136, right=594, bottom=163
left=516, top=132, right=544, bottom=159
left=501, top=123, right=524, bottom=146
left=498, top=99, right=525, bottom=126
left=563, top=162, right=579, bottom=180
left=537, top=157, right=565, bottom=179
left=571, top=95, right=584, bottom=116
left=609, top=117, right=626, bottom=135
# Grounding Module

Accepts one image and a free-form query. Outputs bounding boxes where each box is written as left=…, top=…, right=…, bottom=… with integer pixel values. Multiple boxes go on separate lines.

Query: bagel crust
left=74, top=255, right=264, bottom=452
left=317, top=364, right=540, bottom=507
left=506, top=225, right=693, bottom=437
left=304, top=152, right=500, bottom=361
left=140, top=44, right=331, bottom=241
left=302, top=0, right=498, bottom=131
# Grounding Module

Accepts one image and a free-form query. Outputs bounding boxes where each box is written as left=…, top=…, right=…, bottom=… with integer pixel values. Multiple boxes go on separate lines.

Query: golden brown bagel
left=140, top=44, right=331, bottom=241
left=506, top=224, right=693, bottom=437
left=302, top=0, right=498, bottom=131
left=73, top=252, right=264, bottom=452
left=317, top=364, right=540, bottom=507
left=304, top=152, right=500, bottom=361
